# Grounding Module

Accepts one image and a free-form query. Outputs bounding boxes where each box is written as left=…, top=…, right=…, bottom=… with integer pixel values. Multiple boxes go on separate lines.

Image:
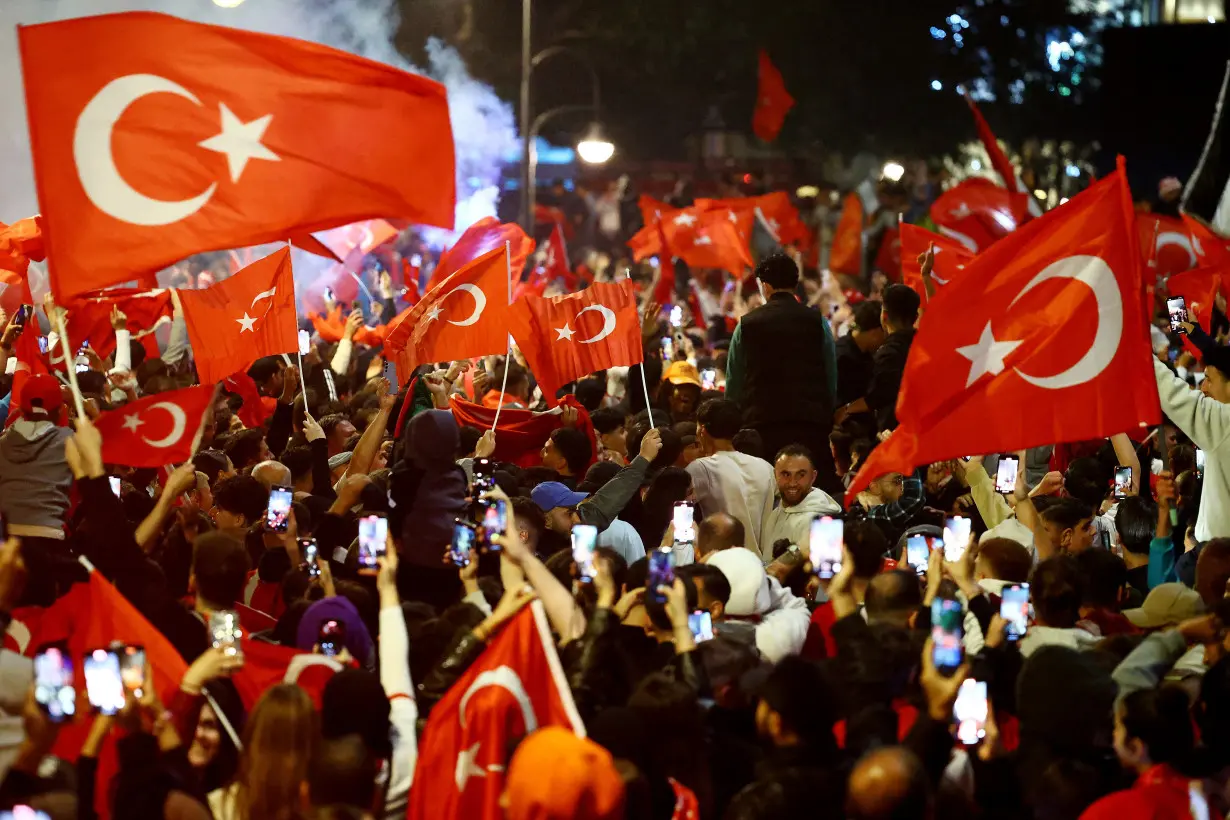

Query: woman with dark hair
left=1080, top=685, right=1199, bottom=818
left=633, top=467, right=693, bottom=550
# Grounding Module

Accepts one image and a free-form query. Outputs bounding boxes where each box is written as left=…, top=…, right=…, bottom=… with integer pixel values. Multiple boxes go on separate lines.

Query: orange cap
left=505, top=727, right=625, bottom=820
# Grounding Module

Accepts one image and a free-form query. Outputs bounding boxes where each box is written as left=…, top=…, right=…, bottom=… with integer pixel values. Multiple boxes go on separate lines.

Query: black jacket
left=866, top=329, right=916, bottom=431
left=835, top=334, right=873, bottom=409
left=729, top=292, right=834, bottom=429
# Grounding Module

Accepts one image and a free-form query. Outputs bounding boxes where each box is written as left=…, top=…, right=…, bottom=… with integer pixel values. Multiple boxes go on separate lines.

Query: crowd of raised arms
left=2, top=177, right=1230, bottom=820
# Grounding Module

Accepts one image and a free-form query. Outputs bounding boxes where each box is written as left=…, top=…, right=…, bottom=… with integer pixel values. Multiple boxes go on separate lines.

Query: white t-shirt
left=687, top=450, right=775, bottom=560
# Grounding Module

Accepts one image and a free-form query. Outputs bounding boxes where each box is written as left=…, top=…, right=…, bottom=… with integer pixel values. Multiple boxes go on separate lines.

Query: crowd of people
left=0, top=165, right=1228, bottom=820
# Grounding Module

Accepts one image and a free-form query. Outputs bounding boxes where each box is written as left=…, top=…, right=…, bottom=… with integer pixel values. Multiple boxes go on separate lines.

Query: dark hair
left=593, top=546, right=628, bottom=593
left=319, top=414, right=350, bottom=439
left=578, top=461, right=622, bottom=493
left=678, top=563, right=731, bottom=606
left=731, top=429, right=764, bottom=459
left=755, top=657, right=837, bottom=751
left=574, top=377, right=606, bottom=412
left=549, top=427, right=593, bottom=476
left=849, top=437, right=874, bottom=468
left=774, top=444, right=815, bottom=470
left=590, top=406, right=626, bottom=436
left=511, top=496, right=545, bottom=543
left=865, top=569, right=922, bottom=622
left=852, top=299, right=883, bottom=332
left=1031, top=555, right=1084, bottom=628
left=192, top=531, right=251, bottom=608
left=280, top=446, right=312, bottom=482
left=882, top=284, right=920, bottom=328
left=754, top=253, right=800, bottom=290
left=456, top=426, right=482, bottom=459
left=645, top=572, right=699, bottom=631
left=1075, top=548, right=1128, bottom=610
left=697, top=399, right=742, bottom=441
left=1065, top=457, right=1113, bottom=508
left=211, top=474, right=269, bottom=526
left=1039, top=497, right=1093, bottom=532
left=639, top=467, right=692, bottom=549
left=1120, top=686, right=1195, bottom=769
left=1199, top=655, right=1230, bottom=762
left=492, top=360, right=529, bottom=396
left=845, top=519, right=889, bottom=579
left=224, top=428, right=265, bottom=470
left=308, top=734, right=379, bottom=812
left=1115, top=496, right=1156, bottom=556
left=247, top=356, right=282, bottom=387
left=975, top=538, right=1033, bottom=582
left=193, top=449, right=231, bottom=486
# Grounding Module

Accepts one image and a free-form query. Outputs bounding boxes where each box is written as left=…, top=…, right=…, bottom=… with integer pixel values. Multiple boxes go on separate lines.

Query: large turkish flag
left=19, top=12, right=455, bottom=300
left=846, top=161, right=1160, bottom=501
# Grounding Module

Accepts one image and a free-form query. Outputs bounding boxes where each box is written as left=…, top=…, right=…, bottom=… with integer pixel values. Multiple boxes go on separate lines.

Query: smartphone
left=382, top=358, right=397, bottom=388
left=301, top=538, right=320, bottom=578
left=647, top=548, right=675, bottom=603
left=906, top=534, right=929, bottom=575
left=13, top=304, right=31, bottom=329
left=266, top=486, right=293, bottom=533
left=672, top=501, right=696, bottom=545
left=472, top=458, right=495, bottom=493
left=572, top=524, right=599, bottom=582
left=480, top=498, right=508, bottom=548
left=1168, top=296, right=1189, bottom=332
left=688, top=611, right=714, bottom=642
left=118, top=645, right=145, bottom=699
left=669, top=305, right=683, bottom=328
left=109, top=476, right=122, bottom=498
left=1113, top=466, right=1133, bottom=500
left=701, top=369, right=717, bottom=391
left=944, top=516, right=971, bottom=562
left=994, top=457, right=1018, bottom=494
left=33, top=644, right=75, bottom=723
left=75, top=355, right=90, bottom=374
left=930, top=599, right=964, bottom=675
left=84, top=648, right=125, bottom=716
left=357, top=514, right=388, bottom=569
left=209, top=610, right=242, bottom=658
left=660, top=336, right=674, bottom=361
left=1197, top=448, right=1206, bottom=479
left=37, top=336, right=48, bottom=355
left=954, top=679, right=989, bottom=745
left=318, top=619, right=346, bottom=658
left=1001, top=583, right=1030, bottom=641
left=809, top=516, right=843, bottom=579
left=449, top=520, right=476, bottom=567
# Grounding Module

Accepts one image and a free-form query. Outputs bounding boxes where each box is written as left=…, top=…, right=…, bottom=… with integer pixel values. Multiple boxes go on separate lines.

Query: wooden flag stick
left=492, top=241, right=513, bottom=431
left=53, top=307, right=86, bottom=420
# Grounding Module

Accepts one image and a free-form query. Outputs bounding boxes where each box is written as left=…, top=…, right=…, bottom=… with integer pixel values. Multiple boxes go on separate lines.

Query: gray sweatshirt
left=0, top=420, right=74, bottom=537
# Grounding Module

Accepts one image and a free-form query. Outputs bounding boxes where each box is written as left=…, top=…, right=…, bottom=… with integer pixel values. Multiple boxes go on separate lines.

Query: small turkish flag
left=964, top=93, right=1027, bottom=204
left=846, top=161, right=1160, bottom=502
left=753, top=50, right=794, bottom=142
left=829, top=192, right=866, bottom=276
left=1167, top=265, right=1224, bottom=333
left=509, top=279, right=643, bottom=407
left=697, top=192, right=809, bottom=247
left=638, top=194, right=672, bottom=226
left=627, top=221, right=664, bottom=262
left=19, top=11, right=455, bottom=301
left=385, top=246, right=511, bottom=381
left=1138, top=213, right=1200, bottom=279
left=55, top=288, right=174, bottom=370
left=406, top=602, right=585, bottom=820
left=540, top=222, right=574, bottom=288
left=899, top=223, right=976, bottom=300
left=179, top=247, right=298, bottom=384
left=223, top=371, right=272, bottom=429
left=929, top=178, right=1023, bottom=254
left=426, top=218, right=535, bottom=293
left=1182, top=213, right=1230, bottom=266
left=95, top=384, right=215, bottom=467
left=652, top=221, right=677, bottom=306
left=662, top=209, right=753, bottom=277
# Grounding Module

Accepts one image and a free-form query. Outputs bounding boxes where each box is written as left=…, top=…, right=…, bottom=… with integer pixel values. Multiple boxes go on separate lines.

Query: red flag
left=223, top=371, right=271, bottom=429
left=508, top=280, right=643, bottom=407
left=0, top=216, right=45, bottom=283
left=384, top=247, right=510, bottom=381
left=829, top=193, right=865, bottom=276
left=178, top=247, right=298, bottom=384
left=1168, top=266, right=1224, bottom=329
left=94, top=385, right=214, bottom=467
left=534, top=204, right=573, bottom=238
left=19, top=11, right=455, bottom=301
left=652, top=222, right=676, bottom=305
left=929, top=178, right=1023, bottom=254
left=540, top=223, right=573, bottom=287
left=1137, top=213, right=1200, bottom=279
left=318, top=219, right=400, bottom=269
left=449, top=394, right=596, bottom=467
left=964, top=94, right=1022, bottom=196
left=696, top=192, right=808, bottom=247
left=406, top=602, right=585, bottom=820
left=638, top=194, right=671, bottom=226
left=845, top=162, right=1159, bottom=502
left=873, top=226, right=902, bottom=280
left=753, top=50, right=794, bottom=142
left=426, top=218, right=534, bottom=292
left=627, top=222, right=663, bottom=262
left=1182, top=213, right=1230, bottom=266
left=231, top=638, right=340, bottom=710
left=56, top=288, right=174, bottom=367
left=662, top=209, right=753, bottom=277
left=899, top=224, right=976, bottom=299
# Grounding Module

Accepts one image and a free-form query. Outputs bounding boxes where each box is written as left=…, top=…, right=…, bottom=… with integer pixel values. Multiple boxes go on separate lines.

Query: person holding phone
left=760, top=445, right=842, bottom=557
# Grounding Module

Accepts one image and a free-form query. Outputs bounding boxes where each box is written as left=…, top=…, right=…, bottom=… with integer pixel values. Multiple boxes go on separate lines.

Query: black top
left=835, top=334, right=873, bottom=408
left=734, top=292, right=834, bottom=429
left=866, top=329, right=916, bottom=431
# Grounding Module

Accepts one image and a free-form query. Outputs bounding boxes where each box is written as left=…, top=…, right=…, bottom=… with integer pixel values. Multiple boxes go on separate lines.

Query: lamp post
left=519, top=2, right=611, bottom=233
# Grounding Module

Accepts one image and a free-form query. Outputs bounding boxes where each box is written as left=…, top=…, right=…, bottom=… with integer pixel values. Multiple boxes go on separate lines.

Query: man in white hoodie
left=1019, top=554, right=1100, bottom=658
left=760, top=445, right=842, bottom=557
left=707, top=546, right=811, bottom=663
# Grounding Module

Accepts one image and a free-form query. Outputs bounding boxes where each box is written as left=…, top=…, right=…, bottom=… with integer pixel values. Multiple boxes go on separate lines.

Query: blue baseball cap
left=531, top=481, right=589, bottom=512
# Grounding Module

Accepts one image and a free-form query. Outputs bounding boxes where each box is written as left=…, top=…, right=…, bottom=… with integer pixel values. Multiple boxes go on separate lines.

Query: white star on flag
left=236, top=313, right=257, bottom=333
left=424, top=305, right=443, bottom=323
left=673, top=212, right=698, bottom=227
left=950, top=202, right=972, bottom=220
left=727, top=211, right=738, bottom=223
left=956, top=322, right=1023, bottom=387
left=555, top=324, right=575, bottom=341
left=121, top=413, right=143, bottom=433
left=199, top=103, right=281, bottom=184
left=695, top=235, right=713, bottom=246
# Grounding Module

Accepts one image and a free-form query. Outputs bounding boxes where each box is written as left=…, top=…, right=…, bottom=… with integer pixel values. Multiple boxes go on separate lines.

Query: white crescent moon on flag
left=445, top=284, right=487, bottom=327
left=937, top=225, right=980, bottom=254
left=1009, top=255, right=1122, bottom=390
left=575, top=305, right=617, bottom=344
left=73, top=74, right=216, bottom=226
left=1156, top=231, right=1198, bottom=269
left=458, top=666, right=537, bottom=731
left=141, top=401, right=187, bottom=448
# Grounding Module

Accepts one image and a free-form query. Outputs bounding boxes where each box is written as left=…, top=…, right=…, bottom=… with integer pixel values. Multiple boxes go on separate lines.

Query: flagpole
left=53, top=306, right=86, bottom=420
left=627, top=270, right=656, bottom=429
left=287, top=238, right=315, bottom=424
left=493, top=241, right=513, bottom=432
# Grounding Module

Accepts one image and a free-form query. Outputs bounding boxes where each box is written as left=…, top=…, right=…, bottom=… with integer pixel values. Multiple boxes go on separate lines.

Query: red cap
left=19, top=374, right=64, bottom=418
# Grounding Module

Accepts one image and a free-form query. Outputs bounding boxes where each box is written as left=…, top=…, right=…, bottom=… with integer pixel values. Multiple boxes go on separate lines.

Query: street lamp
left=519, top=0, right=610, bottom=231
left=212, top=0, right=246, bottom=7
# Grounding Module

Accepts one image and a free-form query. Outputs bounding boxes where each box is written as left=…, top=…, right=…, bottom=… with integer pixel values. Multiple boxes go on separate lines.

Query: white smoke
left=0, top=0, right=517, bottom=232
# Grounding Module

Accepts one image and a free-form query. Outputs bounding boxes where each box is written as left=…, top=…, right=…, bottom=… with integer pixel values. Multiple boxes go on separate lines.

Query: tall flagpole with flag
left=492, top=241, right=514, bottom=431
